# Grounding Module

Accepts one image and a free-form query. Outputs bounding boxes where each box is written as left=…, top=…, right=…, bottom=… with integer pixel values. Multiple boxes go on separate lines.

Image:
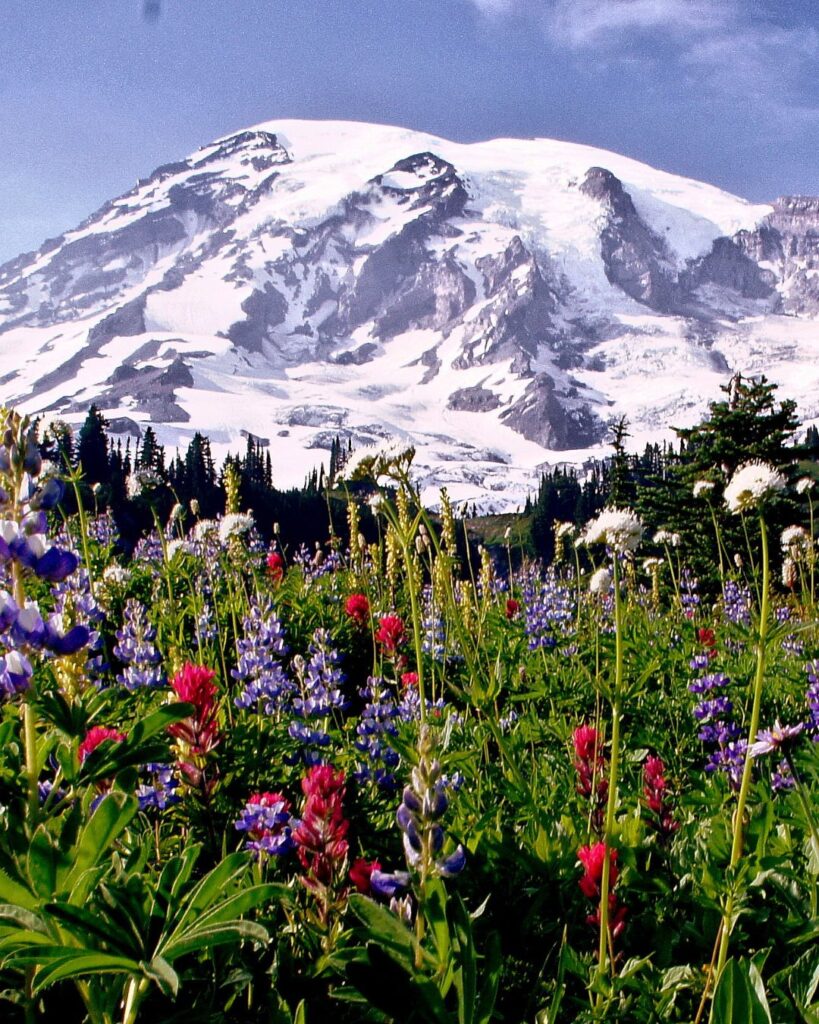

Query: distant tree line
left=37, top=376, right=819, bottom=585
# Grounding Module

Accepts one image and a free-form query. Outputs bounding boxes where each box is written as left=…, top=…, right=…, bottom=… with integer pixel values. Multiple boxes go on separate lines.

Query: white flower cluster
left=555, top=521, right=576, bottom=539
left=126, top=467, right=163, bottom=498
left=336, top=438, right=416, bottom=484
left=780, top=525, right=810, bottom=556
left=102, top=564, right=129, bottom=586
left=218, top=512, right=254, bottom=543
left=192, top=519, right=219, bottom=542
left=582, top=507, right=644, bottom=554
left=589, top=567, right=612, bottom=594
left=723, top=461, right=786, bottom=514
left=653, top=529, right=681, bottom=547
left=796, top=476, right=816, bottom=495
left=692, top=480, right=715, bottom=499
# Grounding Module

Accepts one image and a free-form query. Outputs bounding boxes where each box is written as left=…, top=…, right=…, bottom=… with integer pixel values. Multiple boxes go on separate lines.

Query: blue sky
left=1, top=0, right=817, bottom=264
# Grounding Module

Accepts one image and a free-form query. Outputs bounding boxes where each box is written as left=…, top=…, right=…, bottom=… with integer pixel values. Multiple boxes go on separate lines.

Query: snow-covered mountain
left=1, top=119, right=818, bottom=509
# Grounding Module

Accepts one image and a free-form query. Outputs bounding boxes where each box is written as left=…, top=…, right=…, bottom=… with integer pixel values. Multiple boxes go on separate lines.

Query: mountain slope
left=0, top=119, right=817, bottom=509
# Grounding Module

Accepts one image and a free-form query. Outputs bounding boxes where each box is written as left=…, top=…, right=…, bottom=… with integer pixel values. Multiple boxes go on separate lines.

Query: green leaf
left=711, top=958, right=773, bottom=1024
left=788, top=947, right=819, bottom=1011
left=61, top=792, right=138, bottom=892
left=348, top=893, right=420, bottom=968
left=0, top=905, right=46, bottom=935
left=345, top=942, right=449, bottom=1023
left=160, top=920, right=269, bottom=961
left=449, top=894, right=476, bottom=1024
left=30, top=951, right=142, bottom=994
left=160, top=851, right=248, bottom=946
left=143, top=955, right=179, bottom=997
left=43, top=901, right=139, bottom=957
left=475, top=930, right=502, bottom=1024
left=425, top=878, right=451, bottom=970
left=0, top=869, right=37, bottom=911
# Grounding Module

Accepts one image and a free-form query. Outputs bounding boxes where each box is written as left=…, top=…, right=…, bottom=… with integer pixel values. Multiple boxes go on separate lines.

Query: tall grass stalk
left=596, top=554, right=624, bottom=991
left=715, top=512, right=771, bottom=979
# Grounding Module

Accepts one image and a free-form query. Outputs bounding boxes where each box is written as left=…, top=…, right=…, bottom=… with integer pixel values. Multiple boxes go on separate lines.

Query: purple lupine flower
left=113, top=598, right=166, bottom=690
left=51, top=568, right=104, bottom=674
left=235, top=791, right=296, bottom=858
left=354, top=676, right=400, bottom=788
left=723, top=580, right=752, bottom=627
left=688, top=672, right=731, bottom=694
left=705, top=740, right=748, bottom=790
left=395, top=727, right=465, bottom=879
left=771, top=760, right=795, bottom=791
left=805, top=660, right=819, bottom=740
left=233, top=599, right=293, bottom=714
left=693, top=696, right=734, bottom=721
left=0, top=650, right=33, bottom=695
left=680, top=568, right=700, bottom=618
left=137, top=763, right=181, bottom=811
left=521, top=566, right=575, bottom=651
left=287, top=630, right=348, bottom=761
left=370, top=869, right=411, bottom=898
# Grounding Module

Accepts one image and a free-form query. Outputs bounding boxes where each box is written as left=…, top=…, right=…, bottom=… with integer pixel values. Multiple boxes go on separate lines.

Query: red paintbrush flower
left=345, top=593, right=370, bottom=626
left=79, top=725, right=126, bottom=763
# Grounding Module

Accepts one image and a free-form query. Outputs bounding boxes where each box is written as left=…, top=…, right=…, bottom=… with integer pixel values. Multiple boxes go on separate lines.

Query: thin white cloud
left=464, top=0, right=819, bottom=127
left=545, top=0, right=729, bottom=49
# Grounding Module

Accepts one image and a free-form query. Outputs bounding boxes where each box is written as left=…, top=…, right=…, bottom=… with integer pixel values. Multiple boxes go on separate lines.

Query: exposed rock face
left=580, top=167, right=678, bottom=311
left=447, top=386, right=501, bottom=412
left=732, top=196, right=819, bottom=314
left=455, top=236, right=561, bottom=368
left=682, top=236, right=776, bottom=304
left=500, top=374, right=604, bottom=449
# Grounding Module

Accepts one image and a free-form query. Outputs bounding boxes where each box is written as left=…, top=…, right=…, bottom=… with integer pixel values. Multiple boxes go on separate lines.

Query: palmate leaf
left=42, top=902, right=140, bottom=958
left=158, top=882, right=284, bottom=961
left=29, top=950, right=142, bottom=995
left=157, top=851, right=252, bottom=947
left=60, top=792, right=138, bottom=893
left=159, top=920, right=269, bottom=961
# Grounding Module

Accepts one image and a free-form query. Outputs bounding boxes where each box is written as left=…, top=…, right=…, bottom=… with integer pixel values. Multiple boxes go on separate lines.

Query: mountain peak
left=0, top=119, right=816, bottom=510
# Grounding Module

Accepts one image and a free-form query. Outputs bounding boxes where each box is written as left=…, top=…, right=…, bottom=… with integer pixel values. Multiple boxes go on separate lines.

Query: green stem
left=596, top=556, right=624, bottom=987
left=716, top=514, right=770, bottom=978
left=121, top=975, right=149, bottom=1024
left=404, top=541, right=427, bottom=725
left=809, top=496, right=815, bottom=610
left=707, top=501, right=727, bottom=589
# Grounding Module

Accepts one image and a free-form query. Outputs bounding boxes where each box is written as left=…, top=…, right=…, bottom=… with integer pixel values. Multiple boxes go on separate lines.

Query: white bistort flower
left=780, top=525, right=809, bottom=555
left=583, top=507, right=644, bottom=553
left=782, top=556, right=798, bottom=589
left=336, top=438, right=415, bottom=483
left=796, top=476, right=815, bottom=495
left=589, top=567, right=612, bottom=594
left=693, top=480, right=715, bottom=499
left=218, top=512, right=254, bottom=544
left=723, top=461, right=786, bottom=514
left=192, top=518, right=218, bottom=541
left=556, top=521, right=576, bottom=539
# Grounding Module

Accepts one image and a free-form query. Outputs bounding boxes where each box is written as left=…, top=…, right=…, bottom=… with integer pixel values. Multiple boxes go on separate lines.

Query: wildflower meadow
left=0, top=384, right=818, bottom=1024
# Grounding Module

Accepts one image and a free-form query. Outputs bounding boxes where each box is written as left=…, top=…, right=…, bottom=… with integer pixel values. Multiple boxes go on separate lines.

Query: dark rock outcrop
left=580, top=167, right=678, bottom=311
left=500, top=373, right=604, bottom=450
